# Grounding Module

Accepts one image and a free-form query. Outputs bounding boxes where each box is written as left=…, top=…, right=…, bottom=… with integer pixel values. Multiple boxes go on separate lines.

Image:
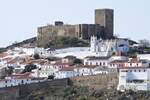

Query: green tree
left=48, top=75, right=55, bottom=80
left=22, top=64, right=37, bottom=73
left=33, top=53, right=40, bottom=59
left=6, top=66, right=14, bottom=76
left=73, top=59, right=82, bottom=64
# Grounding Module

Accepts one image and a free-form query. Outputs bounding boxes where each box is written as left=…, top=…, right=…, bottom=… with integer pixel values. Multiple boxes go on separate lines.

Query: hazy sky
left=0, top=0, right=150, bottom=47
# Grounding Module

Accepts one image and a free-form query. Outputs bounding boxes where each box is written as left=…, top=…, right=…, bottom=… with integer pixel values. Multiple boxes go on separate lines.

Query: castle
left=37, top=9, right=114, bottom=47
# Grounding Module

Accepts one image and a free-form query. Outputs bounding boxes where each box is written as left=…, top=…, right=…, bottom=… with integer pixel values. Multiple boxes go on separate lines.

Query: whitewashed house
left=74, top=65, right=95, bottom=76
left=124, top=58, right=150, bottom=68
left=117, top=67, right=150, bottom=91
left=137, top=54, right=150, bottom=61
left=117, top=58, right=150, bottom=91
left=31, top=64, right=58, bottom=78
left=84, top=56, right=110, bottom=66
left=55, top=67, right=77, bottom=79
left=7, top=59, right=20, bottom=67
left=13, top=65, right=26, bottom=74
left=0, top=72, right=45, bottom=88
left=74, top=65, right=108, bottom=76
left=108, top=55, right=128, bottom=69
left=93, top=67, right=108, bottom=75
left=34, top=48, right=55, bottom=57
left=109, top=60, right=126, bottom=69
left=0, top=53, right=8, bottom=66
left=21, top=47, right=35, bottom=55
left=38, top=64, right=57, bottom=78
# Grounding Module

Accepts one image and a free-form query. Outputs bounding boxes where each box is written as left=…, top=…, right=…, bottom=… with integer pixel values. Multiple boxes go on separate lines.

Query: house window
left=103, top=62, right=105, bottom=66
left=21, top=80, right=24, bottom=84
left=85, top=62, right=88, bottom=65
left=134, top=70, right=136, bottom=72
left=96, top=62, right=98, bottom=65
left=100, top=62, right=102, bottom=66
left=90, top=62, right=92, bottom=65
left=139, top=70, right=141, bottom=72
left=130, top=63, right=132, bottom=66
left=130, top=70, right=132, bottom=72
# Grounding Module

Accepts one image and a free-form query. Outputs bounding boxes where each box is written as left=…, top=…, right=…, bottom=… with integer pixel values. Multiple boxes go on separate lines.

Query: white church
left=34, top=36, right=130, bottom=59
left=90, top=36, right=129, bottom=57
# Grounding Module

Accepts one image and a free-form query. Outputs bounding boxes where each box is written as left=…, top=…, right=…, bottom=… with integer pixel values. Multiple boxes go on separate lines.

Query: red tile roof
left=119, top=67, right=149, bottom=69
left=53, top=62, right=72, bottom=66
left=75, top=65, right=97, bottom=68
left=110, top=60, right=127, bottom=63
left=7, top=59, right=18, bottom=64
left=9, top=72, right=33, bottom=79
left=2, top=57, right=13, bottom=61
left=0, top=53, right=8, bottom=58
left=59, top=66, right=74, bottom=71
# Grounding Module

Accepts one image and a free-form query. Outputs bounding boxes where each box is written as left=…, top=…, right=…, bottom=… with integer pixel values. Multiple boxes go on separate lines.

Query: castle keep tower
left=95, top=9, right=114, bottom=38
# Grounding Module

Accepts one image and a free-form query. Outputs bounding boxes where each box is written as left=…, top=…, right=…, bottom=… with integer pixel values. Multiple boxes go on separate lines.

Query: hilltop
left=0, top=36, right=138, bottom=54
left=6, top=37, right=37, bottom=49
left=1, top=36, right=89, bottom=51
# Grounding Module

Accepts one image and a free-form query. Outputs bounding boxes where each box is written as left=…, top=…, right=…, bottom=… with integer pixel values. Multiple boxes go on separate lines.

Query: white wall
left=84, top=59, right=109, bottom=66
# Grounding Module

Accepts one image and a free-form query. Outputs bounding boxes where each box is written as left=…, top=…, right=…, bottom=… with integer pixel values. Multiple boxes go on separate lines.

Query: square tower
left=95, top=9, right=114, bottom=38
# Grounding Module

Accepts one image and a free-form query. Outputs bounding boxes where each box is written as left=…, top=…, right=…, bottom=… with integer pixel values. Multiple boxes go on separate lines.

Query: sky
left=0, top=0, right=150, bottom=47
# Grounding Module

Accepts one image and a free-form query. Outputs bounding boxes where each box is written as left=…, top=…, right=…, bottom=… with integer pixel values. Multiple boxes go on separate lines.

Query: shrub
left=33, top=53, right=40, bottom=59
left=22, top=64, right=37, bottom=73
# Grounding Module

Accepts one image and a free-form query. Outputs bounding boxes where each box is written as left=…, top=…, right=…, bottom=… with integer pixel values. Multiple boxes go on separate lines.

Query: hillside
left=0, top=48, right=7, bottom=53
left=43, top=36, right=89, bottom=49
left=6, top=37, right=37, bottom=49
left=0, top=74, right=150, bottom=100
left=1, top=36, right=89, bottom=51
left=2, top=35, right=137, bottom=51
